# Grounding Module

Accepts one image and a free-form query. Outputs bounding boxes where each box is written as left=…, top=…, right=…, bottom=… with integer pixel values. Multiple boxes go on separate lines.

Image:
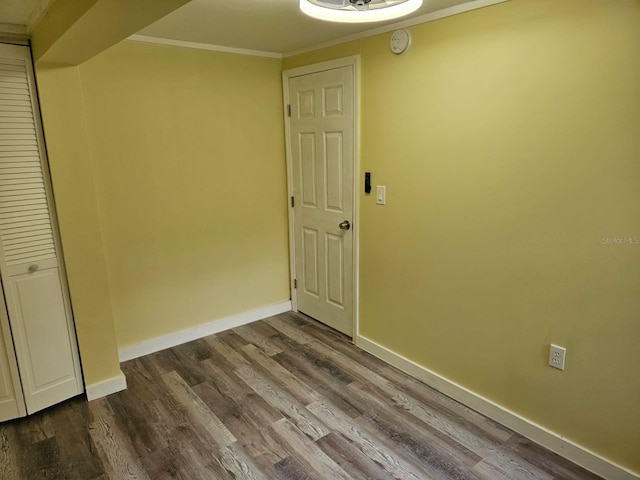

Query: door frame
left=282, top=55, right=361, bottom=340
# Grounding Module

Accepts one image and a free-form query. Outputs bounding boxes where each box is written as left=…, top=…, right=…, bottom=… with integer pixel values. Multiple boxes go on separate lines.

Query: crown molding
left=0, top=23, right=28, bottom=36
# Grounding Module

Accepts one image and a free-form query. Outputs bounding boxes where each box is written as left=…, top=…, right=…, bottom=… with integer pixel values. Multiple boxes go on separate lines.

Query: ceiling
left=138, top=0, right=477, bottom=54
left=1, top=0, right=485, bottom=54
left=0, top=0, right=54, bottom=34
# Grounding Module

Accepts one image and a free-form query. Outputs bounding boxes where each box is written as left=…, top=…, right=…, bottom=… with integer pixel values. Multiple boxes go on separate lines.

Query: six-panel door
left=289, top=66, right=355, bottom=336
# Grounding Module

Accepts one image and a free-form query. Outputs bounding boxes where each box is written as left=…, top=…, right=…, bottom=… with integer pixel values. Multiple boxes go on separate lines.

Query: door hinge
left=294, top=279, right=297, bottom=289
left=291, top=196, right=295, bottom=207
left=287, top=104, right=292, bottom=117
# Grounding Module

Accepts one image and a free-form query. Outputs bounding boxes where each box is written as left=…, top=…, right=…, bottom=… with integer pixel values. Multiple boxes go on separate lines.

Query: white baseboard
left=118, top=301, right=292, bottom=362
left=86, top=371, right=127, bottom=401
left=357, top=335, right=639, bottom=480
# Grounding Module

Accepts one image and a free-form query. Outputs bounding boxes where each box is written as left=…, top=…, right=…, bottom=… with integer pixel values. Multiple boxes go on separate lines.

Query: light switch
left=376, top=185, right=386, bottom=205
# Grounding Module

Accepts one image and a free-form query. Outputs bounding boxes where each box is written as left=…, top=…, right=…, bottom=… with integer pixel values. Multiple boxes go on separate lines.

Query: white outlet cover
left=549, top=344, right=567, bottom=371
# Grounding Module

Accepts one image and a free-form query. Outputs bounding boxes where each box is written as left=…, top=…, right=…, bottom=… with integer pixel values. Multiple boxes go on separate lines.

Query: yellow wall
left=30, top=0, right=639, bottom=472
left=30, top=0, right=193, bottom=390
left=76, top=41, right=290, bottom=348
left=35, top=64, right=122, bottom=386
left=285, top=0, right=640, bottom=472
left=284, top=40, right=361, bottom=70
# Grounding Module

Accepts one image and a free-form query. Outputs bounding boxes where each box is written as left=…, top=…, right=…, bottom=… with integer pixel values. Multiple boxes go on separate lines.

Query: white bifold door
left=0, top=42, right=83, bottom=422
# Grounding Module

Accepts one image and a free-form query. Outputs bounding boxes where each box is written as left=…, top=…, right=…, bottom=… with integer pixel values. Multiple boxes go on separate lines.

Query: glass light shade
left=300, top=0, right=423, bottom=23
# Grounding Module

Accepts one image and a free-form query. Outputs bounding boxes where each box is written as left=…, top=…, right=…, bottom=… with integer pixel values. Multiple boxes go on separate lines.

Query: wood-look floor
left=0, top=312, right=602, bottom=480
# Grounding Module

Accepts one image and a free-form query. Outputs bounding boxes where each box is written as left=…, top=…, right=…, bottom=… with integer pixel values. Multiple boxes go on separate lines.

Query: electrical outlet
left=549, top=344, right=567, bottom=370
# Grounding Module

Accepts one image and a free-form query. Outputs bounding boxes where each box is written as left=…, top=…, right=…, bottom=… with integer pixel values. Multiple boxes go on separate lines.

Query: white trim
left=283, top=55, right=359, bottom=78
left=85, top=371, right=127, bottom=401
left=0, top=35, right=30, bottom=46
left=127, top=35, right=282, bottom=59
left=118, top=301, right=292, bottom=362
left=282, top=74, right=297, bottom=312
left=357, top=335, right=640, bottom=480
left=352, top=57, right=362, bottom=341
left=0, top=24, right=27, bottom=36
left=282, top=56, right=361, bottom=340
left=284, top=0, right=509, bottom=57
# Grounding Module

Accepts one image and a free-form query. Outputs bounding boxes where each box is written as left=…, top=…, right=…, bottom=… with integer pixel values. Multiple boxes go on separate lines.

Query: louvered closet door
left=0, top=43, right=83, bottom=416
left=0, top=301, right=25, bottom=421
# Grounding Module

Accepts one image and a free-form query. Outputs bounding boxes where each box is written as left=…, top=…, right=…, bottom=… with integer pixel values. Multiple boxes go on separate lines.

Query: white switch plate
left=376, top=186, right=386, bottom=205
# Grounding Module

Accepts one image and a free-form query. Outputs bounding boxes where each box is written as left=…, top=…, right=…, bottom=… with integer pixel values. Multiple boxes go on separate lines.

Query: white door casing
left=285, top=58, right=359, bottom=337
left=0, top=42, right=83, bottom=419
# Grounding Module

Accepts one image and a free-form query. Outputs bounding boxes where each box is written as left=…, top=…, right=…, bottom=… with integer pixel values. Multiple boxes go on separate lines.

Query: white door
left=288, top=65, right=355, bottom=336
left=0, top=303, right=26, bottom=421
left=3, top=268, right=82, bottom=414
left=0, top=42, right=83, bottom=417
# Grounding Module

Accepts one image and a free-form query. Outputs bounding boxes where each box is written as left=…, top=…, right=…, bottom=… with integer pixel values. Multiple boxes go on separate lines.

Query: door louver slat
left=1, top=223, right=51, bottom=236
left=0, top=57, right=57, bottom=270
left=3, top=233, right=53, bottom=245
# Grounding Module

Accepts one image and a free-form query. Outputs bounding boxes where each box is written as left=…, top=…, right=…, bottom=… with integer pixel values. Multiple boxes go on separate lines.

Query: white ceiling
left=138, top=0, right=476, bottom=54
left=0, top=0, right=54, bottom=34
left=0, top=0, right=488, bottom=54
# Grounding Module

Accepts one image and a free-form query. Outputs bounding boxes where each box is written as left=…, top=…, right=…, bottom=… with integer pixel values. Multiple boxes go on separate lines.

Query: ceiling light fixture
left=300, top=0, right=423, bottom=24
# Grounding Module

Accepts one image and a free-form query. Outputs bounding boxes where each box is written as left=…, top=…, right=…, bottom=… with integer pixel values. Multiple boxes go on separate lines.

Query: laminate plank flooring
left=0, top=312, right=603, bottom=480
